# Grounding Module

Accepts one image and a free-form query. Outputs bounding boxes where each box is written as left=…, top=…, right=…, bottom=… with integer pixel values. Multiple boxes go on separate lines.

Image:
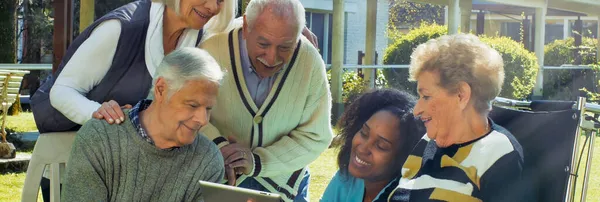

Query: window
left=306, top=11, right=335, bottom=64
left=546, top=23, right=564, bottom=44
left=501, top=22, right=521, bottom=42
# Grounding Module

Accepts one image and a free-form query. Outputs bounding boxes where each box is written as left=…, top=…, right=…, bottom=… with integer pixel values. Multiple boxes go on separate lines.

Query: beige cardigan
left=199, top=27, right=333, bottom=201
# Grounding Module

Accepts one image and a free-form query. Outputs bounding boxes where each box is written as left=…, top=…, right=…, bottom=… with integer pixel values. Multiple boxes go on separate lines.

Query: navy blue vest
left=31, top=0, right=202, bottom=133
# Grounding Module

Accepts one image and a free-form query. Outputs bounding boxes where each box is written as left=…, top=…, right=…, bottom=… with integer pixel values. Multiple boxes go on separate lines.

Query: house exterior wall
left=343, top=0, right=389, bottom=64
left=301, top=0, right=390, bottom=65
left=469, top=14, right=598, bottom=44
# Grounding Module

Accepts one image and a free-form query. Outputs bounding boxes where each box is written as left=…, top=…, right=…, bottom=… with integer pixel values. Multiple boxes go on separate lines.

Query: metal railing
left=325, top=64, right=593, bottom=70
left=0, top=63, right=588, bottom=71
left=0, top=64, right=52, bottom=70
left=494, top=96, right=600, bottom=114
left=326, top=64, right=409, bottom=69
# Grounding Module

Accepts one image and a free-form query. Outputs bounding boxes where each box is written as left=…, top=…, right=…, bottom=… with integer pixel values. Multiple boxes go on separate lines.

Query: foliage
left=480, top=36, right=538, bottom=99
left=383, top=23, right=447, bottom=95
left=237, top=0, right=249, bottom=17
left=581, top=63, right=600, bottom=102
left=383, top=24, right=539, bottom=100
left=388, top=0, right=444, bottom=29
left=544, top=37, right=599, bottom=100
left=8, top=95, right=21, bottom=116
left=0, top=0, right=19, bottom=63
left=327, top=69, right=387, bottom=104
left=545, top=37, right=598, bottom=66
left=73, top=0, right=135, bottom=36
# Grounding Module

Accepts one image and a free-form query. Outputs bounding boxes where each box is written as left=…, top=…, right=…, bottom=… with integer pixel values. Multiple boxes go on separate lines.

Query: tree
left=19, top=0, right=52, bottom=97
left=238, top=0, right=250, bottom=17
left=0, top=0, right=19, bottom=63
left=388, top=0, right=444, bottom=29
left=73, top=0, right=134, bottom=36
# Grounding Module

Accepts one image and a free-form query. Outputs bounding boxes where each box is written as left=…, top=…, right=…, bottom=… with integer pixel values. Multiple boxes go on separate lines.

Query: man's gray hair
left=150, top=47, right=224, bottom=98
left=245, top=0, right=305, bottom=38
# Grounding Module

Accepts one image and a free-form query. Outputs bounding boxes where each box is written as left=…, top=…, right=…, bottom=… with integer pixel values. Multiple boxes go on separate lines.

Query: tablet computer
left=199, top=180, right=282, bottom=202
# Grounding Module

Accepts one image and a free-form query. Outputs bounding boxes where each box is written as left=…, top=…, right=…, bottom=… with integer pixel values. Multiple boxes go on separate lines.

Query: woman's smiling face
left=178, top=0, right=223, bottom=29
left=349, top=110, right=403, bottom=182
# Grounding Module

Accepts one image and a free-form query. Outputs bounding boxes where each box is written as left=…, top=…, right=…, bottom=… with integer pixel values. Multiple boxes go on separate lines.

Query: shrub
left=543, top=37, right=598, bottom=100
left=480, top=36, right=538, bottom=100
left=545, top=37, right=598, bottom=66
left=327, top=69, right=387, bottom=104
left=383, top=24, right=447, bottom=95
left=383, top=24, right=539, bottom=100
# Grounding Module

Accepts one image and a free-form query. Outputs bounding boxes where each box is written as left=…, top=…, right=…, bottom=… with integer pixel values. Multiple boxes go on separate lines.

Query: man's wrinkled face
left=154, top=78, right=219, bottom=146
left=242, top=9, right=298, bottom=78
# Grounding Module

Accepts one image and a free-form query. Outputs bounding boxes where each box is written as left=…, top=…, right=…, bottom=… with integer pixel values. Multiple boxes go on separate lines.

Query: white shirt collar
left=144, top=3, right=200, bottom=77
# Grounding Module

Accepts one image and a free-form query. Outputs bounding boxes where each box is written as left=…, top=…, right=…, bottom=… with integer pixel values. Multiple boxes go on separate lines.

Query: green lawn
left=574, top=135, right=600, bottom=202
left=308, top=148, right=338, bottom=202
left=0, top=172, right=28, bottom=202
left=6, top=112, right=38, bottom=133
left=1, top=112, right=600, bottom=201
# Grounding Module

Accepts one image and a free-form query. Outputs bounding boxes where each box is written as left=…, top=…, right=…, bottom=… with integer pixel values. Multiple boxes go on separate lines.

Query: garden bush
left=382, top=24, right=447, bottom=95
left=383, top=24, right=539, bottom=100
left=327, top=69, right=387, bottom=105
left=480, top=36, right=538, bottom=100
left=545, top=37, right=598, bottom=66
left=543, top=37, right=599, bottom=100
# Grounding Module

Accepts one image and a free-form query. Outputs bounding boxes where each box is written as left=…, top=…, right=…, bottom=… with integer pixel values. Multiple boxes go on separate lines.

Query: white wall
left=300, top=0, right=390, bottom=65
left=300, top=0, right=358, bottom=12
left=344, top=0, right=389, bottom=64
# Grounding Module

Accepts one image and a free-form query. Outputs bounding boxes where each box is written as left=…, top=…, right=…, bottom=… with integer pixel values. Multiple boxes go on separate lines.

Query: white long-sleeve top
left=50, top=2, right=201, bottom=125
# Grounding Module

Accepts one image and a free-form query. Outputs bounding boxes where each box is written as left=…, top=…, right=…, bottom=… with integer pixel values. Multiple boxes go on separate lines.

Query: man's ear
left=457, top=81, right=471, bottom=110
left=242, top=15, right=248, bottom=39
left=154, top=77, right=168, bottom=102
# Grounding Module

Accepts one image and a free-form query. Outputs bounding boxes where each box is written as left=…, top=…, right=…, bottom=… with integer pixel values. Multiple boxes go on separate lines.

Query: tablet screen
left=199, top=180, right=282, bottom=202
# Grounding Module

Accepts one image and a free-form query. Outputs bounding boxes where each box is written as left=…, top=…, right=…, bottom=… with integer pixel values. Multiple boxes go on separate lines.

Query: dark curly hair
left=335, top=88, right=425, bottom=178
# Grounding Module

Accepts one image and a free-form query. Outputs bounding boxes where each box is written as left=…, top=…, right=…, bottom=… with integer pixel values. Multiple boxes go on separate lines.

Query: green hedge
left=543, top=37, right=599, bottom=100
left=327, top=69, right=387, bottom=105
left=480, top=36, right=538, bottom=99
left=545, top=37, right=598, bottom=66
left=383, top=24, right=447, bottom=95
left=383, top=24, right=539, bottom=100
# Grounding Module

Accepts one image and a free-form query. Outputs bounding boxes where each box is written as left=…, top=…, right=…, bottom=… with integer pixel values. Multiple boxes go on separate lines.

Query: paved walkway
left=0, top=153, right=31, bottom=173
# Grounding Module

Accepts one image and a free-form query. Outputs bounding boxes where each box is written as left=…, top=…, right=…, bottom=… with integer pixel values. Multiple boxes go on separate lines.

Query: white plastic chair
left=21, top=132, right=76, bottom=202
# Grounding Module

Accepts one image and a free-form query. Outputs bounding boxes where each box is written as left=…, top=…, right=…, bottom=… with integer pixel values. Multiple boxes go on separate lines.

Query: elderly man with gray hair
left=199, top=0, right=333, bottom=201
left=61, top=47, right=225, bottom=201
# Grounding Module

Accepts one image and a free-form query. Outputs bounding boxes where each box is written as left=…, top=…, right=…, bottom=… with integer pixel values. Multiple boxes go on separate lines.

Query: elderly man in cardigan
left=199, top=0, right=333, bottom=201
left=62, top=48, right=225, bottom=201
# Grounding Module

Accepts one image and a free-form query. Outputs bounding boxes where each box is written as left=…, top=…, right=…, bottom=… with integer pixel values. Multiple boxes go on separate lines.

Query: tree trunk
left=0, top=0, right=18, bottom=63
left=22, top=0, right=42, bottom=96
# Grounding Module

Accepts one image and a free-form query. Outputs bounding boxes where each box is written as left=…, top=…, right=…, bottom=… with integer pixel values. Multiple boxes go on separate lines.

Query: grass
left=308, top=148, right=338, bottom=202
left=0, top=172, right=43, bottom=202
left=6, top=112, right=38, bottom=133
left=0, top=172, right=28, bottom=202
left=573, top=135, right=600, bottom=202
